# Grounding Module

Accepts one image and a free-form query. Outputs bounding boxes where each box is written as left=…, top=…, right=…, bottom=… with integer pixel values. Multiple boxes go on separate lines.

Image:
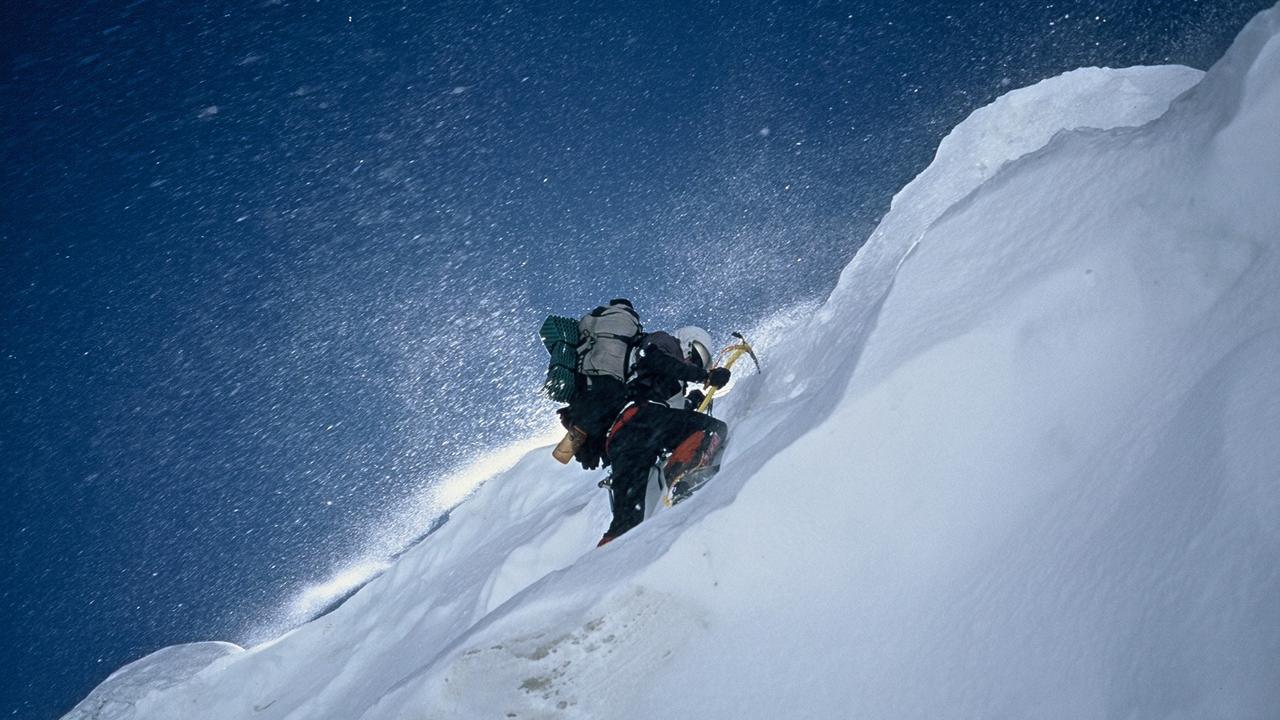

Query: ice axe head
left=729, top=332, right=761, bottom=372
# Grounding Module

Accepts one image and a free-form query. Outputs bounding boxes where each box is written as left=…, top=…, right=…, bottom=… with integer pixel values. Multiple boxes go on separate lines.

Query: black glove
left=578, top=440, right=601, bottom=468
left=556, top=406, right=574, bottom=431
left=576, top=449, right=600, bottom=470
left=686, top=389, right=706, bottom=407
left=706, top=367, right=731, bottom=388
left=574, top=434, right=604, bottom=470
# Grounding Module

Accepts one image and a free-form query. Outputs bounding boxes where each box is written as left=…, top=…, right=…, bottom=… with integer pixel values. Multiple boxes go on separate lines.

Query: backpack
left=538, top=299, right=643, bottom=403
left=626, top=331, right=698, bottom=407
left=576, top=300, right=642, bottom=382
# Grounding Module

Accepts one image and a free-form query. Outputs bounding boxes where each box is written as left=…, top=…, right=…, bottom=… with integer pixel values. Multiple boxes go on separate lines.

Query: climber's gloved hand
left=575, top=445, right=601, bottom=470
left=706, top=367, right=731, bottom=389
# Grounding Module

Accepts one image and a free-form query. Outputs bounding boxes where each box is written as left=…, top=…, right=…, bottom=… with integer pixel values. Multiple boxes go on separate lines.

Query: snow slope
left=67, top=6, right=1280, bottom=719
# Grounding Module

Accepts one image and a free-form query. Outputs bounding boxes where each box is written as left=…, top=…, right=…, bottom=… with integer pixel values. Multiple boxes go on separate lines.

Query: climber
left=596, top=326, right=730, bottom=546
left=543, top=299, right=644, bottom=470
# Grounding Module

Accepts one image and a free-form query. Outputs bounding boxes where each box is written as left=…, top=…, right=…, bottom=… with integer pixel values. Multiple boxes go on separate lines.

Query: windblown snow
left=67, top=6, right=1280, bottom=719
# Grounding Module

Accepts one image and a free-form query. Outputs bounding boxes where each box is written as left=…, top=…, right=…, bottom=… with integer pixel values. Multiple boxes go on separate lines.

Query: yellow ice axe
left=696, top=332, right=760, bottom=413
left=661, top=333, right=760, bottom=507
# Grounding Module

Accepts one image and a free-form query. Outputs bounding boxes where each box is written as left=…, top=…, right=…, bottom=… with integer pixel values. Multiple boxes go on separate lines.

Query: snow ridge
left=67, top=5, right=1280, bottom=719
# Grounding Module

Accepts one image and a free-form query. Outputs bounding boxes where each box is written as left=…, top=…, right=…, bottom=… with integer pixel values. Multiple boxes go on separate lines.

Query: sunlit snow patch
left=288, top=560, right=391, bottom=621
left=373, top=425, right=568, bottom=553
left=425, top=429, right=563, bottom=511
left=244, top=426, right=569, bottom=642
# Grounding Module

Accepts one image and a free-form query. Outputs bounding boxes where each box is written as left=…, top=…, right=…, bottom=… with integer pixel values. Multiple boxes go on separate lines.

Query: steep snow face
left=67, top=7, right=1280, bottom=720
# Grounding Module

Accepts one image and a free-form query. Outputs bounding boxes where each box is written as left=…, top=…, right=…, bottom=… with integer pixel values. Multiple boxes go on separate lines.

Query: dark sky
left=1, top=1, right=1271, bottom=717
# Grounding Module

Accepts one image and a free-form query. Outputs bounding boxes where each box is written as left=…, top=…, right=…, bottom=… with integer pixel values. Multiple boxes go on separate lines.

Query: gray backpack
left=577, top=300, right=642, bottom=382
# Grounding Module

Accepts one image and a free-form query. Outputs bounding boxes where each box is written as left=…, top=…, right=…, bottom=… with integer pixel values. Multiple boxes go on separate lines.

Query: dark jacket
left=627, top=331, right=709, bottom=406
left=560, top=373, right=628, bottom=470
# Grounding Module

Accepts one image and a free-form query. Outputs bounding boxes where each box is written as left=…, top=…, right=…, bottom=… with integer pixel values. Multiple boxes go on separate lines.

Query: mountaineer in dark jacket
left=552, top=299, right=642, bottom=470
left=597, top=326, right=730, bottom=546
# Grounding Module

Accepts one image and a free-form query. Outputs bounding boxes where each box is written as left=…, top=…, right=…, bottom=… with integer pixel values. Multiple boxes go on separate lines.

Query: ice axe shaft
left=696, top=333, right=759, bottom=413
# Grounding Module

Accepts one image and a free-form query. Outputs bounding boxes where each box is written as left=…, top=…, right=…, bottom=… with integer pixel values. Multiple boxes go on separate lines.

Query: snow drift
left=67, top=6, right=1280, bottom=719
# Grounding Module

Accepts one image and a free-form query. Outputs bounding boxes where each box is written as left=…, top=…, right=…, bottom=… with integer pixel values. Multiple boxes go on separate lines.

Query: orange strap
left=604, top=404, right=640, bottom=455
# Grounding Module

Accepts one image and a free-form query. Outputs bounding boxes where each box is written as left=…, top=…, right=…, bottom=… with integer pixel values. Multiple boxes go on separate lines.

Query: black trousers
left=604, top=402, right=728, bottom=538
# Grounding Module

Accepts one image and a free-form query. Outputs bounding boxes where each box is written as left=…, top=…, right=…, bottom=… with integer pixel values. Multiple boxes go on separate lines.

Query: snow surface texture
left=67, top=7, right=1280, bottom=719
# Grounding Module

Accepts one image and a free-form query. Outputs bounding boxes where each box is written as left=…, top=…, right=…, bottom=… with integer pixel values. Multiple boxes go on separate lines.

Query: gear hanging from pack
left=539, top=315, right=581, bottom=402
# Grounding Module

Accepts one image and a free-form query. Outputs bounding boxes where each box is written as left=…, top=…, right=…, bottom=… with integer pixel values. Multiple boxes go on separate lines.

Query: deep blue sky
left=2, top=1, right=1270, bottom=717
